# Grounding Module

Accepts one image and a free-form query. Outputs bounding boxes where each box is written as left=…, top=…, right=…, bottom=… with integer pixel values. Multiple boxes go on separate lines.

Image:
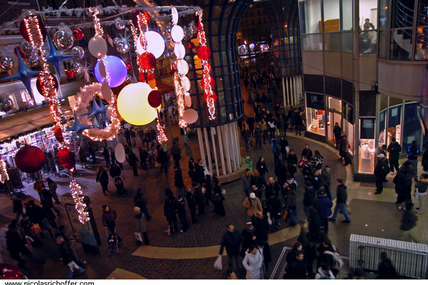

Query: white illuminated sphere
left=181, top=76, right=191, bottom=92
left=136, top=31, right=165, bottom=59
left=171, top=25, right=184, bottom=42
left=174, top=43, right=186, bottom=59
left=183, top=108, right=198, bottom=124
left=176, top=59, right=189, bottom=76
left=117, top=82, right=157, bottom=125
left=88, top=35, right=108, bottom=58
left=184, top=95, right=192, bottom=107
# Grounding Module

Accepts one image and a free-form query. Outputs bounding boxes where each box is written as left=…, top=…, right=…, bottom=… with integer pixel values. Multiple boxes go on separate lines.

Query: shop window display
left=359, top=118, right=376, bottom=173
left=307, top=108, right=326, bottom=135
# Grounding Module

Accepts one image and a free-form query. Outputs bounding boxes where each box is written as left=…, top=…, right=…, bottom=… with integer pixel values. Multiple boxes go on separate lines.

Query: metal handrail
left=394, top=0, right=414, bottom=28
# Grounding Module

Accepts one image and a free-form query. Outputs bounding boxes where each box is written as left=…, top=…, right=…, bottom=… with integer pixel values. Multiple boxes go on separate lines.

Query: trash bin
left=245, top=156, right=253, bottom=172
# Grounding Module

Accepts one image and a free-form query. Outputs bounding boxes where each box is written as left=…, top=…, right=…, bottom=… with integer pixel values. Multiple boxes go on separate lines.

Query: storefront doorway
left=327, top=111, right=342, bottom=147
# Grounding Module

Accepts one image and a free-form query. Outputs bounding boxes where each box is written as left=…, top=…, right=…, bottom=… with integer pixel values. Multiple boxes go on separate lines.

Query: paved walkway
left=0, top=83, right=426, bottom=279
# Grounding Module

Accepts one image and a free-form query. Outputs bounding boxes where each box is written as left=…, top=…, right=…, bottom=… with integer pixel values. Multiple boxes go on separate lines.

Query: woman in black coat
left=96, top=166, right=109, bottom=195
left=279, top=136, right=289, bottom=162
left=287, top=150, right=298, bottom=178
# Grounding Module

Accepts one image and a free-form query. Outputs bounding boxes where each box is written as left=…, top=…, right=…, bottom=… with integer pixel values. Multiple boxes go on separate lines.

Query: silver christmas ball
left=164, top=49, right=175, bottom=60
left=113, top=37, right=120, bottom=45
left=71, top=46, right=84, bottom=59
left=0, top=97, right=13, bottom=112
left=0, top=56, right=14, bottom=71
left=20, top=41, right=34, bottom=55
left=183, top=26, right=192, bottom=40
left=53, top=29, right=74, bottom=49
left=124, top=74, right=132, bottom=84
left=115, top=38, right=130, bottom=54
left=115, top=18, right=125, bottom=30
left=24, top=50, right=40, bottom=67
left=72, top=62, right=83, bottom=75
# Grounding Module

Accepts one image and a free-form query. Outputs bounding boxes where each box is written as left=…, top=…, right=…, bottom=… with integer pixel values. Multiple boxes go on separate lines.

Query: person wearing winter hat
left=243, top=192, right=262, bottom=216
left=134, top=207, right=149, bottom=245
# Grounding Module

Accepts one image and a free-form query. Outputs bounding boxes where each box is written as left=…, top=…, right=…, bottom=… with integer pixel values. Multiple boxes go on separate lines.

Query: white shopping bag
left=214, top=255, right=222, bottom=270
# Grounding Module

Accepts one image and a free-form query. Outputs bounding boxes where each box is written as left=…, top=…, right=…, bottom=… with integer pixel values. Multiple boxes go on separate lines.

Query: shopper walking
left=219, top=224, right=245, bottom=276
left=374, top=154, right=388, bottom=194
left=96, top=166, right=109, bottom=195
left=242, top=245, right=264, bottom=279
left=102, top=205, right=122, bottom=242
left=407, top=140, right=420, bottom=173
left=329, top=179, right=351, bottom=223
left=46, top=178, right=60, bottom=204
left=387, top=138, right=401, bottom=175
left=134, top=207, right=149, bottom=245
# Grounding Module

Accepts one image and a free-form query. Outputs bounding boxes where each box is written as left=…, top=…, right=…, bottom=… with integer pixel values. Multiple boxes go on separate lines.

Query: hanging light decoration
left=69, top=179, right=89, bottom=224
left=195, top=10, right=216, bottom=120
left=170, top=6, right=190, bottom=128
left=0, top=157, right=9, bottom=183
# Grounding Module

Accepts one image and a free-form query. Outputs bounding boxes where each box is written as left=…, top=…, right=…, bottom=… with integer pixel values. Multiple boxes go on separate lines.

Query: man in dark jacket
left=407, top=140, right=420, bottom=173
left=374, top=153, right=388, bottom=194
left=252, top=211, right=269, bottom=244
left=294, top=111, right=303, bottom=135
left=314, top=190, right=333, bottom=233
left=275, top=161, right=288, bottom=190
left=57, top=236, right=86, bottom=278
left=128, top=150, right=139, bottom=176
left=377, top=252, right=397, bottom=279
left=177, top=195, right=189, bottom=232
left=170, top=141, right=182, bottom=168
left=265, top=177, right=281, bottom=199
left=254, top=124, right=263, bottom=149
left=186, top=188, right=197, bottom=224
left=393, top=161, right=414, bottom=208
left=173, top=166, right=185, bottom=198
left=194, top=159, right=205, bottom=185
left=258, top=240, right=272, bottom=272
left=329, top=178, right=351, bottom=223
left=321, top=166, right=332, bottom=200
left=219, top=224, right=245, bottom=275
left=398, top=200, right=419, bottom=243
left=268, top=192, right=282, bottom=232
left=387, top=138, right=401, bottom=175
left=164, top=189, right=179, bottom=235
left=240, top=222, right=256, bottom=257
left=303, top=181, right=316, bottom=218
left=309, top=169, right=324, bottom=191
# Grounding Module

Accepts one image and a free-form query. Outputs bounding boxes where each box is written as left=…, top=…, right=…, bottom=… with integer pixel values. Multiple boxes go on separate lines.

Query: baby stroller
left=106, top=229, right=119, bottom=256
left=113, top=176, right=127, bottom=195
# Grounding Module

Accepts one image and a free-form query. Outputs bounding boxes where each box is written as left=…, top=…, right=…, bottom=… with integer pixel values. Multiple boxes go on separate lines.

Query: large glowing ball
left=58, top=147, right=75, bottom=170
left=204, top=91, right=217, bottom=103
left=115, top=143, right=126, bottom=163
left=72, top=29, right=84, bottom=40
left=19, top=16, right=47, bottom=45
left=197, top=46, right=211, bottom=60
left=201, top=76, right=215, bottom=89
left=184, top=95, right=192, bottom=107
left=171, top=25, right=184, bottom=42
left=117, top=82, right=157, bottom=125
left=183, top=108, right=198, bottom=124
left=88, top=35, right=108, bottom=58
left=94, top=55, right=127, bottom=88
left=54, top=125, right=64, bottom=143
left=138, top=52, right=156, bottom=70
left=15, top=145, right=46, bottom=173
left=36, top=73, right=59, bottom=97
left=181, top=76, right=191, bottom=92
left=148, top=90, right=162, bottom=108
left=176, top=59, right=189, bottom=76
left=136, top=31, right=165, bottom=59
left=132, top=11, right=150, bottom=28
left=174, top=43, right=186, bottom=59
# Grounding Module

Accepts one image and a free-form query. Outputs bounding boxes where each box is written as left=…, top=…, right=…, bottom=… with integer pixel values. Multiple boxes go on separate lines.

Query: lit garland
left=156, top=110, right=168, bottom=144
left=75, top=83, right=121, bottom=141
left=0, top=158, right=9, bottom=183
left=69, top=179, right=89, bottom=224
left=89, top=8, right=103, bottom=36
left=170, top=6, right=188, bottom=128
left=196, top=10, right=216, bottom=120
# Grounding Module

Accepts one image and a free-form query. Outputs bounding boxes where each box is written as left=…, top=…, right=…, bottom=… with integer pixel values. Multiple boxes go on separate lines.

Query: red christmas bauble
left=197, top=46, right=211, bottom=60
left=65, top=70, right=75, bottom=79
left=19, top=16, right=47, bottom=45
left=138, top=52, right=156, bottom=70
left=188, top=42, right=196, bottom=50
left=58, top=147, right=76, bottom=170
left=54, top=124, right=64, bottom=144
left=126, top=62, right=132, bottom=71
left=15, top=145, right=46, bottom=173
left=36, top=73, right=59, bottom=97
left=201, top=76, right=215, bottom=89
left=132, top=11, right=150, bottom=28
left=203, top=91, right=217, bottom=103
left=72, top=29, right=84, bottom=40
left=148, top=90, right=162, bottom=108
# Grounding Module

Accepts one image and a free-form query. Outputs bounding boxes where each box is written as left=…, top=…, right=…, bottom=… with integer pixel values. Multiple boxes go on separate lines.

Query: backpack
left=324, top=245, right=344, bottom=270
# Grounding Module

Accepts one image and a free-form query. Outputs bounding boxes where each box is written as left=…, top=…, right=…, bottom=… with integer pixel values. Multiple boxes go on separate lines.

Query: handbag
left=415, top=188, right=420, bottom=199
left=214, top=255, right=222, bottom=270
left=282, top=209, right=288, bottom=220
left=30, top=224, right=42, bottom=236
left=298, top=159, right=306, bottom=167
left=134, top=232, right=143, bottom=242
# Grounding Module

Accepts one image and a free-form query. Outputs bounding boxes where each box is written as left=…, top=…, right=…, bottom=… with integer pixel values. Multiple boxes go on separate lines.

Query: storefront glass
left=403, top=103, right=422, bottom=153
left=302, top=34, right=323, bottom=51
left=300, top=0, right=322, bottom=34
left=306, top=93, right=325, bottom=135
left=379, top=0, right=390, bottom=29
left=342, top=0, right=353, bottom=31
left=359, top=118, right=376, bottom=173
left=323, top=0, right=340, bottom=32
left=343, top=103, right=354, bottom=154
